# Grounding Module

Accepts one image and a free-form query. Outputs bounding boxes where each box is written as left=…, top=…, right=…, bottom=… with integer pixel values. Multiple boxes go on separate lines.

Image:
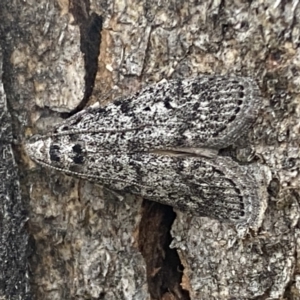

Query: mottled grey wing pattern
left=25, top=75, right=265, bottom=230
left=29, top=149, right=261, bottom=228
left=49, top=76, right=260, bottom=153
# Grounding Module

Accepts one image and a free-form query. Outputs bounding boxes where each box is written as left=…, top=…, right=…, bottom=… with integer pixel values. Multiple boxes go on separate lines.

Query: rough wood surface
left=1, top=0, right=300, bottom=299
left=0, top=51, right=30, bottom=299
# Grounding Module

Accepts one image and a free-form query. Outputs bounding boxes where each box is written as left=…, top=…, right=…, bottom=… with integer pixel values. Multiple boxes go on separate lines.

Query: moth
left=26, top=75, right=266, bottom=230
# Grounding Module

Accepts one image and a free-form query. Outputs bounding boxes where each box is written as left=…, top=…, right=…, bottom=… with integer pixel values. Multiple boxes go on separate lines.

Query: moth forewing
left=47, top=76, right=261, bottom=153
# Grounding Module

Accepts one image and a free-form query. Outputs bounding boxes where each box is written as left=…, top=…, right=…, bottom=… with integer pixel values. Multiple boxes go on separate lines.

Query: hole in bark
left=138, top=200, right=190, bottom=300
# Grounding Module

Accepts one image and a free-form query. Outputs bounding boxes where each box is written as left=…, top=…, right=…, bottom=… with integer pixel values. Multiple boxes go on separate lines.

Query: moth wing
left=51, top=76, right=260, bottom=152
left=59, top=151, right=264, bottom=229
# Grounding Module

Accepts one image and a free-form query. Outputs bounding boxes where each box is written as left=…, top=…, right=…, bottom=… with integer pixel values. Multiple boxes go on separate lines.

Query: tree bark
left=0, top=51, right=30, bottom=300
left=1, top=0, right=300, bottom=299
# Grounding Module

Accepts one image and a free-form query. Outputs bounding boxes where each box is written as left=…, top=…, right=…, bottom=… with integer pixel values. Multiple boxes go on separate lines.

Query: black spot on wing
left=49, top=144, right=60, bottom=162
left=73, top=144, right=83, bottom=154
left=113, top=99, right=123, bottom=106
left=164, top=97, right=173, bottom=109
left=120, top=101, right=130, bottom=113
left=73, top=155, right=84, bottom=164
left=72, top=144, right=84, bottom=164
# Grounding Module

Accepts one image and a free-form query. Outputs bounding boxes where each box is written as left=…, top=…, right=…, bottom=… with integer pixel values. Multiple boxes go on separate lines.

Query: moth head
left=25, top=135, right=53, bottom=165
left=25, top=135, right=85, bottom=170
